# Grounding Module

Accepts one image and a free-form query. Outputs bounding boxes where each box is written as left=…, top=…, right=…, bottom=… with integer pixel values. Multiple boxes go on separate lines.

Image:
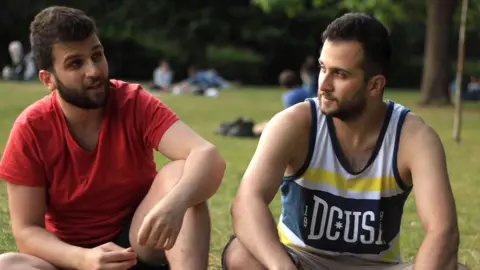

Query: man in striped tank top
left=222, top=13, right=468, bottom=270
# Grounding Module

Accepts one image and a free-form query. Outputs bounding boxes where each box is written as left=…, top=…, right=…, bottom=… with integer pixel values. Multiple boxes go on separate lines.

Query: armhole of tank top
left=392, top=108, right=412, bottom=191
left=283, top=98, right=318, bottom=181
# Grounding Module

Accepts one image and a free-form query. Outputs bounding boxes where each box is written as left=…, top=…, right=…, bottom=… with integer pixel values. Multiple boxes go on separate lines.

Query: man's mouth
left=322, top=95, right=335, bottom=101
left=87, top=82, right=104, bottom=90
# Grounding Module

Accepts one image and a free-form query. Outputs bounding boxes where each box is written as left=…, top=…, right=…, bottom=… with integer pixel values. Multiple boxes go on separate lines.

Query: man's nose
left=85, top=60, right=101, bottom=78
left=318, top=73, right=333, bottom=93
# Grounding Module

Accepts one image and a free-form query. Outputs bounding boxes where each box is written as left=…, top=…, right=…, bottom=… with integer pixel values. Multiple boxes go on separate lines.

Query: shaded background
left=1, top=0, right=479, bottom=104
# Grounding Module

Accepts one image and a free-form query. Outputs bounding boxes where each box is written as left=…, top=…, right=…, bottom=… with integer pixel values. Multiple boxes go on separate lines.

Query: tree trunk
left=419, top=0, right=458, bottom=106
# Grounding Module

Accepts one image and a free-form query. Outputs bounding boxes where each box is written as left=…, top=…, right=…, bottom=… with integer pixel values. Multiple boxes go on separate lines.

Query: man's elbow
left=428, top=224, right=460, bottom=253
left=209, top=144, right=226, bottom=180
left=230, top=193, right=257, bottom=222
left=12, top=225, right=40, bottom=253
left=200, top=144, right=226, bottom=185
left=230, top=197, right=245, bottom=231
left=230, top=196, right=242, bottom=220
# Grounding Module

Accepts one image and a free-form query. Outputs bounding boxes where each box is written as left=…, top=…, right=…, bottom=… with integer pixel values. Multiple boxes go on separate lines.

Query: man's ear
left=39, top=70, right=57, bottom=92
left=367, top=75, right=386, bottom=96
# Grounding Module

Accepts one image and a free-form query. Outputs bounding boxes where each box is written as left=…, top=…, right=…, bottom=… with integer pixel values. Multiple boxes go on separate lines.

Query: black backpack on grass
left=216, top=117, right=256, bottom=138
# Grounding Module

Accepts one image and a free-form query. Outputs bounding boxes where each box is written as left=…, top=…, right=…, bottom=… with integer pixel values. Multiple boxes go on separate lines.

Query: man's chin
left=320, top=107, right=337, bottom=116
left=91, top=87, right=109, bottom=106
left=81, top=96, right=106, bottom=110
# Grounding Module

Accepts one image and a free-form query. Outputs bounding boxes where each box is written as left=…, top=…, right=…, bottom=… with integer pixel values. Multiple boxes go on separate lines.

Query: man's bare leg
left=385, top=262, right=470, bottom=270
left=0, top=252, right=57, bottom=270
left=128, top=160, right=211, bottom=269
left=223, top=237, right=267, bottom=270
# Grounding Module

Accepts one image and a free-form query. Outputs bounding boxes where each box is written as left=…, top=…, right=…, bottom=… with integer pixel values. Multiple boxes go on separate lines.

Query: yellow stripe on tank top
left=302, top=168, right=401, bottom=193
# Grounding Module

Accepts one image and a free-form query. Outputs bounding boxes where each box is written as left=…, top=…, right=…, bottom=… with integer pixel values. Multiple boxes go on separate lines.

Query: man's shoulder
left=400, top=112, right=443, bottom=150
left=402, top=113, right=434, bottom=135
left=109, top=79, right=157, bottom=105
left=285, top=87, right=308, bottom=95
left=8, top=93, right=59, bottom=147
left=108, top=79, right=175, bottom=121
left=269, top=101, right=313, bottom=134
left=110, top=79, right=143, bottom=94
left=15, top=93, right=57, bottom=127
left=109, top=79, right=157, bottom=100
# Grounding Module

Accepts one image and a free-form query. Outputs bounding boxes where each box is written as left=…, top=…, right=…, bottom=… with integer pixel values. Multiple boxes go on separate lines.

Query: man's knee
left=401, top=263, right=469, bottom=270
left=0, top=253, right=27, bottom=266
left=0, top=252, right=56, bottom=270
left=223, top=237, right=264, bottom=270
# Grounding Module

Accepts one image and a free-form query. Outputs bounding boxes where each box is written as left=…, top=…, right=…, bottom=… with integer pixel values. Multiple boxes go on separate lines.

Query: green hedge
left=206, top=46, right=266, bottom=84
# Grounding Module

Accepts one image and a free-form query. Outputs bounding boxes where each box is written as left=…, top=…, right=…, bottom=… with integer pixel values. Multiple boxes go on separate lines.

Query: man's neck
left=57, top=97, right=104, bottom=128
left=332, top=101, right=388, bottom=149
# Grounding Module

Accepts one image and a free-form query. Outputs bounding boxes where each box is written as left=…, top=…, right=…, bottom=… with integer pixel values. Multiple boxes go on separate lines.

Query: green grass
left=0, top=81, right=479, bottom=269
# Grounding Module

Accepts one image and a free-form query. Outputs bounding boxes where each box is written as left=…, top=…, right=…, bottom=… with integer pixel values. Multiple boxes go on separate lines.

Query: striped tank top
left=278, top=98, right=412, bottom=263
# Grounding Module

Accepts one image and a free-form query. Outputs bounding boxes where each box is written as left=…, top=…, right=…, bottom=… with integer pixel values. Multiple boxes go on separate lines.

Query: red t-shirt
left=0, top=79, right=179, bottom=247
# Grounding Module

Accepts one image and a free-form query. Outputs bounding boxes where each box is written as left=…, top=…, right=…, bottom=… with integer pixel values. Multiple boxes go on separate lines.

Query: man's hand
left=137, top=196, right=187, bottom=250
left=79, top=242, right=137, bottom=270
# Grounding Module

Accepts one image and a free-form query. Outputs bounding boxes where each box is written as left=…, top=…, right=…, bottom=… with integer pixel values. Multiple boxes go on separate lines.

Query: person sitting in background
left=450, top=75, right=480, bottom=101
left=280, top=69, right=312, bottom=108
left=300, top=55, right=318, bottom=97
left=466, top=75, right=480, bottom=100
left=191, top=68, right=230, bottom=90
left=250, top=70, right=311, bottom=137
left=152, top=60, right=173, bottom=91
left=173, top=65, right=230, bottom=96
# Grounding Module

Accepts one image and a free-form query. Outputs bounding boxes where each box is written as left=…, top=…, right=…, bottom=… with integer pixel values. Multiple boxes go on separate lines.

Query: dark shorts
left=103, top=216, right=170, bottom=270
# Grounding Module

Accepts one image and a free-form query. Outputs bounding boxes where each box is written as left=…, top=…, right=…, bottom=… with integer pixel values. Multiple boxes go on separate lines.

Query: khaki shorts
left=221, top=235, right=469, bottom=270
left=286, top=245, right=469, bottom=270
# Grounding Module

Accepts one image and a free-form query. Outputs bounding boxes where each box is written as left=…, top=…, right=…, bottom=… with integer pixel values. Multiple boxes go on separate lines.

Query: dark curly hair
left=322, top=13, right=391, bottom=79
left=29, top=6, right=97, bottom=71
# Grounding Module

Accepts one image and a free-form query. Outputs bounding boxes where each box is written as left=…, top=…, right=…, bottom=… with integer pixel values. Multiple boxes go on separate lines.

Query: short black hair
left=29, top=6, right=97, bottom=70
left=322, top=12, right=391, bottom=78
left=278, top=69, right=300, bottom=88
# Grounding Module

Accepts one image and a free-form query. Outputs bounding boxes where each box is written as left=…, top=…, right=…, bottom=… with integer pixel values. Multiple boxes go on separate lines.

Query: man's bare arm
left=231, top=103, right=311, bottom=270
left=6, top=183, right=87, bottom=269
left=157, top=121, right=226, bottom=208
left=404, top=117, right=460, bottom=269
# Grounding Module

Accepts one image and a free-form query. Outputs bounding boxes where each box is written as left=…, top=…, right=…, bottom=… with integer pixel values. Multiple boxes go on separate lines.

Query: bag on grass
left=216, top=117, right=256, bottom=138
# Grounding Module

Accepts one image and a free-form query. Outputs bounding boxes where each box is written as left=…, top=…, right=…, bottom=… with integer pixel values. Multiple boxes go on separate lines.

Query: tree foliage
left=252, top=0, right=422, bottom=27
left=252, top=0, right=465, bottom=106
left=3, top=0, right=480, bottom=91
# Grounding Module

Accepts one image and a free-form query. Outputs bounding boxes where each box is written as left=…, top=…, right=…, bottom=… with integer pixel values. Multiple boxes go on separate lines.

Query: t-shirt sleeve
left=135, top=87, right=180, bottom=151
left=0, top=122, right=47, bottom=187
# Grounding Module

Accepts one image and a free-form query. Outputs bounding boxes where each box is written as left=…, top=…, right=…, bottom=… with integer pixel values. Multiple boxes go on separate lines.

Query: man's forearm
left=15, top=226, right=87, bottom=269
left=414, top=231, right=459, bottom=270
left=167, top=145, right=225, bottom=207
left=232, top=197, right=295, bottom=269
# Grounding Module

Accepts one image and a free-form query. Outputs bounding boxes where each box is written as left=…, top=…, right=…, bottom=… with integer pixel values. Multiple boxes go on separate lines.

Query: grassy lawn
left=0, top=81, right=479, bottom=269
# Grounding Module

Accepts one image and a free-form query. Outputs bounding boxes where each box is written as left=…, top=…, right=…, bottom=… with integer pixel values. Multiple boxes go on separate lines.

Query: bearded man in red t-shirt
left=0, top=5, right=226, bottom=270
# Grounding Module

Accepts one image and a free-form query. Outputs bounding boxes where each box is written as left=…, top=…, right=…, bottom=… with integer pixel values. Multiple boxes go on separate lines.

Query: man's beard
left=320, top=87, right=368, bottom=122
left=56, top=76, right=110, bottom=110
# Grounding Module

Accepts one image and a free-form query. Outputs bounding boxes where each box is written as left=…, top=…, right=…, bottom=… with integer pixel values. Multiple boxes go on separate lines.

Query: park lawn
left=0, top=81, right=479, bottom=269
